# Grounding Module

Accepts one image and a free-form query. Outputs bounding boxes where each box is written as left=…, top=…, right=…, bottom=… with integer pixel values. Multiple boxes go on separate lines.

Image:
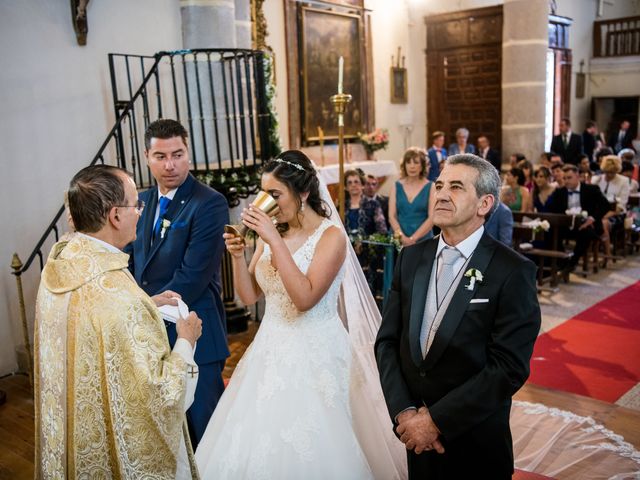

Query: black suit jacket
left=547, top=182, right=611, bottom=234
left=582, top=131, right=597, bottom=159
left=375, top=232, right=540, bottom=477
left=480, top=148, right=501, bottom=171
left=607, top=129, right=634, bottom=153
left=124, top=174, right=230, bottom=364
left=550, top=132, right=583, bottom=165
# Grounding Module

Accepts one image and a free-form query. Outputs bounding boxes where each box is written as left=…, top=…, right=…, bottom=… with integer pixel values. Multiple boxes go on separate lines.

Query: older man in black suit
left=550, top=118, right=584, bottom=165
left=375, top=154, right=541, bottom=479
left=547, top=164, right=611, bottom=273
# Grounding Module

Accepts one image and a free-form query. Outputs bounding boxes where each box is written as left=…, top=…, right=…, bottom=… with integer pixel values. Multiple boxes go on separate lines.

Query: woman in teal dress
left=389, top=147, right=434, bottom=246
left=500, top=167, right=531, bottom=212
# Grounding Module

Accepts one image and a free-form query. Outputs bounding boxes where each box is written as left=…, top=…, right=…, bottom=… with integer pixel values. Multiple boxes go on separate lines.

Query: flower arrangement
left=358, top=128, right=389, bottom=156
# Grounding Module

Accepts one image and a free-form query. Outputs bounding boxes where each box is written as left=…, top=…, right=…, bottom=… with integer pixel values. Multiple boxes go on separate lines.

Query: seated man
left=484, top=200, right=513, bottom=246
left=547, top=164, right=610, bottom=273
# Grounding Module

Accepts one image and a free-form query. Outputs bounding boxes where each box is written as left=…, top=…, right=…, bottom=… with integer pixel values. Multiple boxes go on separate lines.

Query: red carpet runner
left=529, top=281, right=640, bottom=403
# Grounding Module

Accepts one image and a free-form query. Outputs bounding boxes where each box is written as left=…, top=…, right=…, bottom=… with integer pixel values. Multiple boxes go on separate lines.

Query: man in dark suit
left=375, top=154, right=541, bottom=479
left=550, top=117, right=584, bottom=165
left=607, top=119, right=634, bottom=154
left=477, top=134, right=501, bottom=172
left=547, top=164, right=611, bottom=272
left=364, top=174, right=389, bottom=228
left=125, top=119, right=229, bottom=447
left=426, top=131, right=447, bottom=181
left=582, top=120, right=599, bottom=161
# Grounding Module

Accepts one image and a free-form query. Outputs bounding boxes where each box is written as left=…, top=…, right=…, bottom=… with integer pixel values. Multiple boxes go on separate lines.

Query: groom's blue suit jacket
left=125, top=173, right=230, bottom=364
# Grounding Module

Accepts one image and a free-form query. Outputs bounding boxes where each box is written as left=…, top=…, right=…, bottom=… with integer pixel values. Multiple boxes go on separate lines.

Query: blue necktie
left=154, top=196, right=171, bottom=239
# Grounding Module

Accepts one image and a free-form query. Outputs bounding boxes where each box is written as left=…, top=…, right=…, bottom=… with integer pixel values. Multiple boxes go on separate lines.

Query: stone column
left=180, top=0, right=237, bottom=48
left=501, top=0, right=548, bottom=165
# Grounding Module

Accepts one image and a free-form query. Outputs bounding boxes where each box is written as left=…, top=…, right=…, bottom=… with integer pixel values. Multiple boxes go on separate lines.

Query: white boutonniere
left=160, top=218, right=171, bottom=239
left=464, top=268, right=483, bottom=291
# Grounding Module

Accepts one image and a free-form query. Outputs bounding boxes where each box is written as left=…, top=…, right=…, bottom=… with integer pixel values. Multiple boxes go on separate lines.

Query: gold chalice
left=224, top=191, right=280, bottom=243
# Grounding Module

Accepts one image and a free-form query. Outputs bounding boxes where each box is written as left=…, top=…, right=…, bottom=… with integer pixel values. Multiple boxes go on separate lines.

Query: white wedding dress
left=196, top=219, right=381, bottom=479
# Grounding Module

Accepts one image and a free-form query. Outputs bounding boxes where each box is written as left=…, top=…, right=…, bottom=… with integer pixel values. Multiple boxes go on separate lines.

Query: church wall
left=0, top=0, right=183, bottom=375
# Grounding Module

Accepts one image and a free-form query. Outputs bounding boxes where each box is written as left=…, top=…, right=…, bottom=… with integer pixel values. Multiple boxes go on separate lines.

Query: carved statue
left=71, top=0, right=89, bottom=46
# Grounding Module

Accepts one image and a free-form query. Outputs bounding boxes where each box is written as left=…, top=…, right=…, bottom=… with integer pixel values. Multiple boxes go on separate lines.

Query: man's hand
left=397, top=407, right=444, bottom=454
left=579, top=216, right=595, bottom=230
left=151, top=290, right=181, bottom=307
left=176, top=312, right=202, bottom=347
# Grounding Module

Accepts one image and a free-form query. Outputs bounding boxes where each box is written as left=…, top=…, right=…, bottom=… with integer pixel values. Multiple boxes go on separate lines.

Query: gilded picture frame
left=299, top=6, right=364, bottom=143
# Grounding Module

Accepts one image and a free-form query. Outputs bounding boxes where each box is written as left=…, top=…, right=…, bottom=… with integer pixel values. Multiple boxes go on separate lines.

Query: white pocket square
left=469, top=298, right=489, bottom=304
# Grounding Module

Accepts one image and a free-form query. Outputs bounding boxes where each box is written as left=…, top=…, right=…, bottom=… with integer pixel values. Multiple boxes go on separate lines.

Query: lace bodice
left=255, top=219, right=345, bottom=324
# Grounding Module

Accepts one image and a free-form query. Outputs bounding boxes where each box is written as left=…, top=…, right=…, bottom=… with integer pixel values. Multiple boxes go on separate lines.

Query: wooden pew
left=511, top=212, right=575, bottom=292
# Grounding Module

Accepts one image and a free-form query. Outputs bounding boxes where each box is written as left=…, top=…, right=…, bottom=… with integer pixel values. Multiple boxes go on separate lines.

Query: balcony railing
left=593, top=16, right=640, bottom=57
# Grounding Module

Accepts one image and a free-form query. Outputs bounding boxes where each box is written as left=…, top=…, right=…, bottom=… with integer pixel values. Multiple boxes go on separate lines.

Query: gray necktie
left=437, top=247, right=462, bottom=308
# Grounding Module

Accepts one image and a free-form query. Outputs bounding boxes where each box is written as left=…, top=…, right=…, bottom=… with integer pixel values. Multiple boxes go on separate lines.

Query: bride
left=195, top=150, right=405, bottom=479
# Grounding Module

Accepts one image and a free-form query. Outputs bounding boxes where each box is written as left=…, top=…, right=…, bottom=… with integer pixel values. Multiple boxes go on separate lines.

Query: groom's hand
left=397, top=407, right=442, bottom=453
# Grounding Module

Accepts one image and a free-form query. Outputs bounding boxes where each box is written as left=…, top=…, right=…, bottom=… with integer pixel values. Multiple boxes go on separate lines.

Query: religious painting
left=299, top=7, right=364, bottom=143
left=390, top=67, right=407, bottom=104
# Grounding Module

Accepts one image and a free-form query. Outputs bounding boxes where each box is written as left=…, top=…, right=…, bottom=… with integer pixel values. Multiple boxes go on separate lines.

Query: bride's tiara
left=271, top=158, right=306, bottom=172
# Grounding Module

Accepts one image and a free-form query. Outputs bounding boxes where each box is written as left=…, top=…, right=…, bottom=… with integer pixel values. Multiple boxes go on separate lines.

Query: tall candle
left=338, top=56, right=344, bottom=94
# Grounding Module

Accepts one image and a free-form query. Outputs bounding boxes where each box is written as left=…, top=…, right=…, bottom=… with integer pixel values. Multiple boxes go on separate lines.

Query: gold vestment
left=35, top=235, right=199, bottom=479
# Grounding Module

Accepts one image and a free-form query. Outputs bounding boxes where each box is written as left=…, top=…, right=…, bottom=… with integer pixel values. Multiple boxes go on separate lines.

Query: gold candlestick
left=330, top=92, right=352, bottom=221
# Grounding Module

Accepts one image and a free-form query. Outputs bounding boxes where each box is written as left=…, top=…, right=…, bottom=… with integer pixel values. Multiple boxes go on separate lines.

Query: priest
left=35, top=164, right=202, bottom=479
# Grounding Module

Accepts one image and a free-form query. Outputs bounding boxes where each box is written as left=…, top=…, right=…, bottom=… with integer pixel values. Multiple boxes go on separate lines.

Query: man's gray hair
left=445, top=154, right=502, bottom=215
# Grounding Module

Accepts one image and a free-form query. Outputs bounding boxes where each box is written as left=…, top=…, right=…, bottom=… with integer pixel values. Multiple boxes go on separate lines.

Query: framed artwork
left=390, top=67, right=407, bottom=103
left=284, top=0, right=373, bottom=147
left=300, top=7, right=363, bottom=142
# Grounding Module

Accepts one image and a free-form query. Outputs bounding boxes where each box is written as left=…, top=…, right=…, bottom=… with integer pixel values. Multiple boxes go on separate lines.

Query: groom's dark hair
left=68, top=165, right=132, bottom=233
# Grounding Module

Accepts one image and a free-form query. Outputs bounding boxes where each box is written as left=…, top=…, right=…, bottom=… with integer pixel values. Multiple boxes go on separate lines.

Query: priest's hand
left=176, top=312, right=202, bottom=347
left=151, top=290, right=181, bottom=307
left=398, top=406, right=444, bottom=454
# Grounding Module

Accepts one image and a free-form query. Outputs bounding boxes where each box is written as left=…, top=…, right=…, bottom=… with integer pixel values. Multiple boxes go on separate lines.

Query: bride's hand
left=241, top=206, right=280, bottom=245
left=224, top=233, right=246, bottom=259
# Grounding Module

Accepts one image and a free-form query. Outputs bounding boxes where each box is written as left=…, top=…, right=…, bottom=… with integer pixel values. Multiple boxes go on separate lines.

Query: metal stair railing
left=11, top=48, right=276, bottom=383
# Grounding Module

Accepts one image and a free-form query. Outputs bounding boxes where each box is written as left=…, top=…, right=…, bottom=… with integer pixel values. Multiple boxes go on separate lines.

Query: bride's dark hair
left=262, top=150, right=332, bottom=233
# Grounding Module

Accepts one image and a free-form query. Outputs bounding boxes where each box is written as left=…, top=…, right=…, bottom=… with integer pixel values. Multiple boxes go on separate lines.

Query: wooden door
left=425, top=6, right=503, bottom=151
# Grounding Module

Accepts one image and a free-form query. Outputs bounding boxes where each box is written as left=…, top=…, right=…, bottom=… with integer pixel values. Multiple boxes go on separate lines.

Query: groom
left=125, top=119, right=229, bottom=447
left=375, top=154, right=540, bottom=479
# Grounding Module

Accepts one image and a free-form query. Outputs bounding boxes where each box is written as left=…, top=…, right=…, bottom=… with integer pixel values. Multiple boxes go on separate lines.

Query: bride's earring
left=300, top=203, right=305, bottom=213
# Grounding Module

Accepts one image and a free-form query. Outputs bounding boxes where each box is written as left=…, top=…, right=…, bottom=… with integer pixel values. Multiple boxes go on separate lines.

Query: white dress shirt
left=153, top=187, right=178, bottom=225
left=567, top=184, right=581, bottom=211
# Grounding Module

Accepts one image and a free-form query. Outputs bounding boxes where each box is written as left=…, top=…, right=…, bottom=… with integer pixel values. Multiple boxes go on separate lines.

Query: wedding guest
left=477, top=134, right=501, bottom=172
left=376, top=153, right=540, bottom=479
left=344, top=169, right=388, bottom=237
left=539, top=151, right=554, bottom=169
left=485, top=200, right=514, bottom=246
left=621, top=161, right=639, bottom=194
left=593, top=155, right=630, bottom=212
left=532, top=166, right=556, bottom=213
left=550, top=152, right=563, bottom=166
left=582, top=120, right=599, bottom=161
left=608, top=119, right=634, bottom=153
left=551, top=162, right=565, bottom=188
left=517, top=159, right=534, bottom=192
left=36, top=165, right=201, bottom=478
left=550, top=117, right=584, bottom=165
left=389, top=147, right=434, bottom=246
left=427, top=131, right=447, bottom=181
left=448, top=127, right=476, bottom=155
left=364, top=174, right=390, bottom=227
left=580, top=167, right=594, bottom=184
left=501, top=167, right=531, bottom=212
left=548, top=164, right=610, bottom=274
left=509, top=152, right=526, bottom=169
